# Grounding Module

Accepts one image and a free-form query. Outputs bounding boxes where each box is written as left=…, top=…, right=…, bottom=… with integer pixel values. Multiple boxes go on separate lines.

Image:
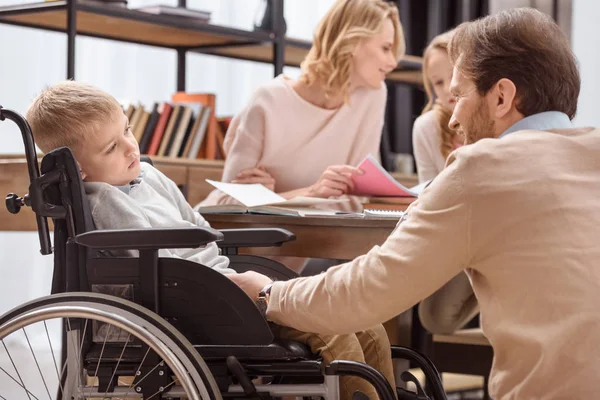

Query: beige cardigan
left=267, top=127, right=600, bottom=399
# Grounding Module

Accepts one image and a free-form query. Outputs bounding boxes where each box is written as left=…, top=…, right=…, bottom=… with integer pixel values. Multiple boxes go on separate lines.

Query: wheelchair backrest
left=31, top=147, right=274, bottom=345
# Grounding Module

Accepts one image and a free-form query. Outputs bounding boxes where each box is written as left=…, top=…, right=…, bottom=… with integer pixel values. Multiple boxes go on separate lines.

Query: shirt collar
left=116, top=168, right=145, bottom=194
left=499, top=111, right=572, bottom=138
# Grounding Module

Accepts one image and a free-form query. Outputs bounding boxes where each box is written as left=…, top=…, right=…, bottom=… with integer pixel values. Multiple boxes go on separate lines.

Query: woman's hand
left=232, top=166, right=276, bottom=191
left=308, top=165, right=363, bottom=198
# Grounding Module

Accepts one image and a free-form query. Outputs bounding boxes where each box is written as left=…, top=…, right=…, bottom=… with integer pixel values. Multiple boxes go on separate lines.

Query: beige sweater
left=412, top=110, right=447, bottom=183
left=200, top=75, right=386, bottom=206
left=268, top=127, right=600, bottom=399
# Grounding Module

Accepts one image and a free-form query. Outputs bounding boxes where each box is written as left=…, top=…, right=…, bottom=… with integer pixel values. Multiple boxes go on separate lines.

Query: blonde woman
left=412, top=29, right=464, bottom=183
left=201, top=0, right=403, bottom=205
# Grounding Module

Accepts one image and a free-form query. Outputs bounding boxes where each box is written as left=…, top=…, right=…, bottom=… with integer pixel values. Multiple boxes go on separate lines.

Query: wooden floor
left=407, top=369, right=485, bottom=399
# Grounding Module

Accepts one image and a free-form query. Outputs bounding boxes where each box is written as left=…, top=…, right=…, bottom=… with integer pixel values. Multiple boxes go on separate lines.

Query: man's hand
left=228, top=271, right=273, bottom=301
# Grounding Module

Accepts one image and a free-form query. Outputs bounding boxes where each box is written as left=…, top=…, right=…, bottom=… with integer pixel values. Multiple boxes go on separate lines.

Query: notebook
left=363, top=209, right=406, bottom=219
left=197, top=180, right=349, bottom=217
left=352, top=154, right=429, bottom=197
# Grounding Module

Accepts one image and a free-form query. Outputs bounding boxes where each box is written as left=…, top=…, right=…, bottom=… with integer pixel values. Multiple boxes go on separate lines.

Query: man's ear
left=493, top=78, right=518, bottom=118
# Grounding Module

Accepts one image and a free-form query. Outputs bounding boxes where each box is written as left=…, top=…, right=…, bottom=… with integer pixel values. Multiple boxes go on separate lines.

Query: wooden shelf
left=0, top=1, right=423, bottom=86
left=0, top=1, right=272, bottom=48
left=199, top=39, right=423, bottom=85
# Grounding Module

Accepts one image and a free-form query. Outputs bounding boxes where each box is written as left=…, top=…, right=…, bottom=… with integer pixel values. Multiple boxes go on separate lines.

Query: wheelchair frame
left=0, top=106, right=447, bottom=400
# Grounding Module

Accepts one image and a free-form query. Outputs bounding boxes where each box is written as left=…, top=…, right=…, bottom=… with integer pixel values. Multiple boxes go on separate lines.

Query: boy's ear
left=77, top=161, right=87, bottom=181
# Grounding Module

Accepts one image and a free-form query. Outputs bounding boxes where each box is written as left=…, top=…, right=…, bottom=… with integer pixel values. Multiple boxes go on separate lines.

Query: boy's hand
left=228, top=271, right=273, bottom=301
left=232, top=166, right=276, bottom=191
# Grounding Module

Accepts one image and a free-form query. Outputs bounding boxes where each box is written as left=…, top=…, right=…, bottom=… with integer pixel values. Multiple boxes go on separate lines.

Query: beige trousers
left=273, top=323, right=397, bottom=400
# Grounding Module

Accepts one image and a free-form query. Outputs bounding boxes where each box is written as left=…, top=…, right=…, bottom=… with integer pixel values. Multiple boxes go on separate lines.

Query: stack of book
left=124, top=93, right=230, bottom=160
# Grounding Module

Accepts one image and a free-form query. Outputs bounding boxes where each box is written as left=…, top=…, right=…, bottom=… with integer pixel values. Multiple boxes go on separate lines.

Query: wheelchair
left=0, top=106, right=447, bottom=400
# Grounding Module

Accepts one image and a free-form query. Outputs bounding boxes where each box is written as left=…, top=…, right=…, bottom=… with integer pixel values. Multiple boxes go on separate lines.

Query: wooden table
left=204, top=213, right=399, bottom=260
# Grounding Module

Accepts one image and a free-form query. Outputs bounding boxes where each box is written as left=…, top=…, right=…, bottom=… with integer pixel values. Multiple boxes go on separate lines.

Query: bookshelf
left=0, top=0, right=424, bottom=89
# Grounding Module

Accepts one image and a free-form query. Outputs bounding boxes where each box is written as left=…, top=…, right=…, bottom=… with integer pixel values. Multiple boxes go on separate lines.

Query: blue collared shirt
left=499, top=111, right=573, bottom=138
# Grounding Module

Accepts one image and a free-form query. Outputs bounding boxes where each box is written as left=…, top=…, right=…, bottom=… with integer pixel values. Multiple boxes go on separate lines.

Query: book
left=363, top=209, right=407, bottom=219
left=135, top=5, right=211, bottom=21
left=133, top=110, right=150, bottom=143
left=181, top=104, right=204, bottom=158
left=171, top=92, right=218, bottom=159
left=158, top=105, right=181, bottom=156
left=197, top=204, right=344, bottom=217
left=351, top=154, right=429, bottom=197
left=186, top=106, right=210, bottom=159
left=167, top=102, right=204, bottom=158
left=199, top=180, right=350, bottom=217
left=167, top=105, right=194, bottom=157
left=161, top=105, right=185, bottom=156
left=146, top=102, right=173, bottom=156
left=138, top=102, right=160, bottom=154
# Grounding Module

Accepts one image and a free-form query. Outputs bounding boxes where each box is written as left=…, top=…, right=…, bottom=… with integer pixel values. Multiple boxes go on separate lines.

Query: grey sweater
left=84, top=162, right=234, bottom=274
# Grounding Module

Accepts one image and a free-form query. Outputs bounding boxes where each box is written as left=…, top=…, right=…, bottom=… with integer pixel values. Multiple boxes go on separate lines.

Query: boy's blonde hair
left=421, top=29, right=457, bottom=158
left=26, top=81, right=122, bottom=154
left=300, top=0, right=404, bottom=100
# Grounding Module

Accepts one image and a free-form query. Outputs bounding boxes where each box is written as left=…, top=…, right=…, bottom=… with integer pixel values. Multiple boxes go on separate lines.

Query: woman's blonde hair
left=421, top=29, right=457, bottom=158
left=300, top=0, right=404, bottom=100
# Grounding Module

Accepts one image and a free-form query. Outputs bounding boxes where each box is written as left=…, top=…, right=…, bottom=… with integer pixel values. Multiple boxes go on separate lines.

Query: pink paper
left=352, top=155, right=418, bottom=197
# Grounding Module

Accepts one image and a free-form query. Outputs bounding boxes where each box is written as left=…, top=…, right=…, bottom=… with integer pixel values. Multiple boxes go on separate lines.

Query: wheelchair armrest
left=218, top=228, right=295, bottom=249
left=73, top=227, right=223, bottom=251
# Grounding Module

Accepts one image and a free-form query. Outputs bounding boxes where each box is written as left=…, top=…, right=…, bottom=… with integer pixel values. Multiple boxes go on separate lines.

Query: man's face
left=448, top=68, right=497, bottom=145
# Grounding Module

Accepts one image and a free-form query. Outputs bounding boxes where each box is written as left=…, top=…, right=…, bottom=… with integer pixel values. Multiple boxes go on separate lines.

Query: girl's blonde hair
left=300, top=0, right=405, bottom=101
left=421, top=29, right=457, bottom=158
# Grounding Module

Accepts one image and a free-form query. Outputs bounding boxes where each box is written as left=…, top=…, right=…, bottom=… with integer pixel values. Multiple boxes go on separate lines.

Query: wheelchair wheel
left=0, top=292, right=222, bottom=400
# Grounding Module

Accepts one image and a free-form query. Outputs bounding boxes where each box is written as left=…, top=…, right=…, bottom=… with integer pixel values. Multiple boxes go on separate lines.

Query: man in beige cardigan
left=231, top=7, right=599, bottom=400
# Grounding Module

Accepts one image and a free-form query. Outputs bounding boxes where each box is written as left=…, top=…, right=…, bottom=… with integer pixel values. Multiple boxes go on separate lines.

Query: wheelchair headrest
left=40, top=147, right=96, bottom=235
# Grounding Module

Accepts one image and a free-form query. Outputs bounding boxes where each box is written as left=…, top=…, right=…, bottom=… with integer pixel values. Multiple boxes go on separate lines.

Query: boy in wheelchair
left=25, top=80, right=397, bottom=400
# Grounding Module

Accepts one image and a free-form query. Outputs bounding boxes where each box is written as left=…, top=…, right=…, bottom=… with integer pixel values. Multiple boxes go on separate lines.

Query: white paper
left=206, top=180, right=286, bottom=207
left=206, top=180, right=350, bottom=208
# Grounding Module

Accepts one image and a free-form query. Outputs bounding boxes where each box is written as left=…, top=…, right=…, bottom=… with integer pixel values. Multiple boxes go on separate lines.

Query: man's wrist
left=259, top=282, right=274, bottom=303
left=256, top=282, right=274, bottom=319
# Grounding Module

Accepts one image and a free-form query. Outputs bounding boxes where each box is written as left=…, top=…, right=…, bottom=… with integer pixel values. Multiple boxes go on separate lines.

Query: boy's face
left=77, top=107, right=141, bottom=186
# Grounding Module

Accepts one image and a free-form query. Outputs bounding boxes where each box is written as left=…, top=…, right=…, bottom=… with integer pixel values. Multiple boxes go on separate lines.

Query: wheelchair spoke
left=0, top=294, right=213, bottom=400
left=146, top=376, right=179, bottom=400
left=66, top=318, right=88, bottom=398
left=122, top=346, right=151, bottom=399
left=1, top=339, right=34, bottom=400
left=43, top=321, right=64, bottom=396
left=86, top=324, right=112, bottom=399
left=0, top=366, right=40, bottom=400
left=23, top=328, right=53, bottom=399
left=102, top=332, right=131, bottom=398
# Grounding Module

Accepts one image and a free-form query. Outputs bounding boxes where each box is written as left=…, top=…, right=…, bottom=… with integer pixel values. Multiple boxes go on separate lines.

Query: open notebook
left=195, top=180, right=350, bottom=217
left=363, top=209, right=407, bottom=219
left=352, top=154, right=429, bottom=197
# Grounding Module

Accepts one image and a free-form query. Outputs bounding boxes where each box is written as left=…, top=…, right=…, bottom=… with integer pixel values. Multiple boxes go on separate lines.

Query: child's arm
left=89, top=181, right=235, bottom=274
left=146, top=166, right=236, bottom=274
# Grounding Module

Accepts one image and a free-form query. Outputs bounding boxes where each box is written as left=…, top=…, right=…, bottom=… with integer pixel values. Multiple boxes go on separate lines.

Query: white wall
left=571, top=0, right=600, bottom=127
left=0, top=0, right=336, bottom=154
left=0, top=0, right=335, bottom=314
